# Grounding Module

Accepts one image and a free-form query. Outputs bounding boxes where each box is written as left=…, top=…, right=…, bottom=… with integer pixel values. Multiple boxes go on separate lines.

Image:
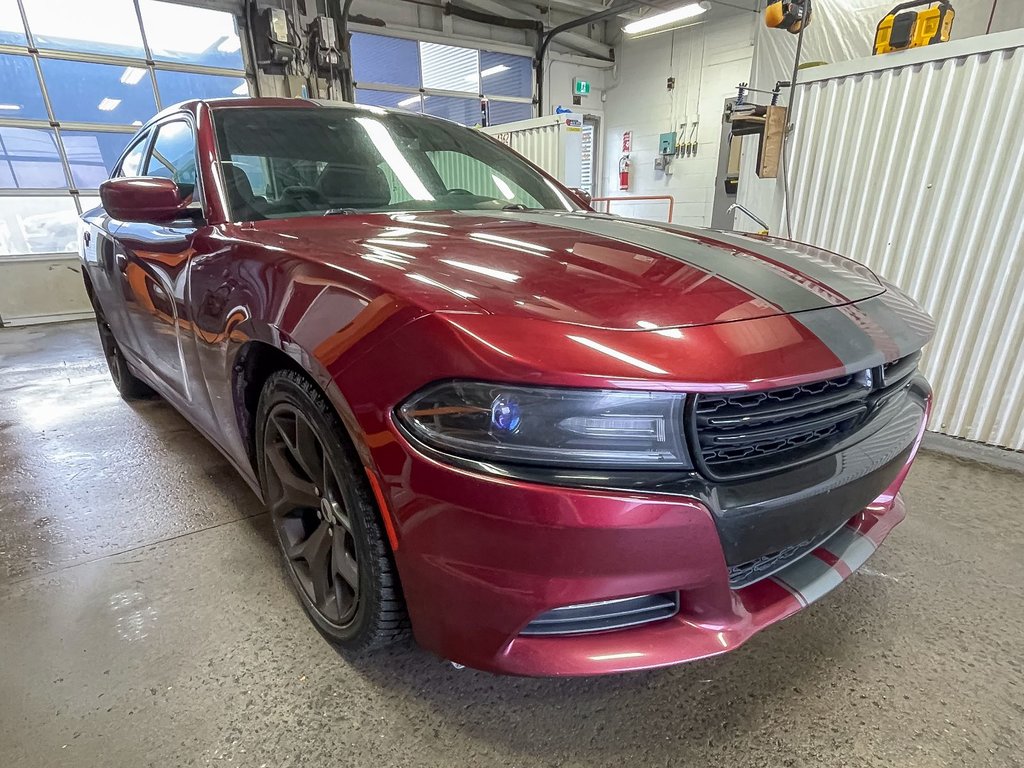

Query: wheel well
left=82, top=269, right=96, bottom=303
left=233, top=341, right=305, bottom=472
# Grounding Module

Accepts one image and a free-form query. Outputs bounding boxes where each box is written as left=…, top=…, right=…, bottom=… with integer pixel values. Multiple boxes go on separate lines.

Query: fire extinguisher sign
left=622, top=131, right=632, bottom=153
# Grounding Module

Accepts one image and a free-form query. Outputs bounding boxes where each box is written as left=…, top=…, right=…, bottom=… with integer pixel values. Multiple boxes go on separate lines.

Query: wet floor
left=1, top=321, right=1022, bottom=768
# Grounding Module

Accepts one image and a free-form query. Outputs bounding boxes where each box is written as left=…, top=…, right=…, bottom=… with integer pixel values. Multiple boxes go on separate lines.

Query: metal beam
left=454, top=0, right=614, bottom=59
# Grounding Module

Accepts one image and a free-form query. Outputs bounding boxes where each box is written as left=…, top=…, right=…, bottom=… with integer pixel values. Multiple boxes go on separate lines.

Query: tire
left=255, top=369, right=409, bottom=651
left=94, top=310, right=152, bottom=400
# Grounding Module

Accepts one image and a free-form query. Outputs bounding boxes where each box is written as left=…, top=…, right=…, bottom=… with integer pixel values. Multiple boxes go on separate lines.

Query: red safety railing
left=590, top=195, right=675, bottom=223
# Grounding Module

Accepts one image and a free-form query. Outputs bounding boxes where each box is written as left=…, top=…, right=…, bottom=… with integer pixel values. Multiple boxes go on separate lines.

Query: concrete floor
left=1, top=321, right=1022, bottom=768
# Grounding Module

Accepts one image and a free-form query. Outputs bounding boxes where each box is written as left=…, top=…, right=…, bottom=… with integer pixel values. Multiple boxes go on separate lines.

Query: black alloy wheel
left=256, top=370, right=408, bottom=649
left=94, top=311, right=151, bottom=399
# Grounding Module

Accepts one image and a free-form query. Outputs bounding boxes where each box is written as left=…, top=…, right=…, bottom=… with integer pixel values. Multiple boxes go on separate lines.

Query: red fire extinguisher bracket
left=618, top=154, right=631, bottom=191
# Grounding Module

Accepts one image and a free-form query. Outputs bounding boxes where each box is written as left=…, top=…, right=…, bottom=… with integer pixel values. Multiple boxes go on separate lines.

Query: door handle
left=83, top=231, right=91, bottom=247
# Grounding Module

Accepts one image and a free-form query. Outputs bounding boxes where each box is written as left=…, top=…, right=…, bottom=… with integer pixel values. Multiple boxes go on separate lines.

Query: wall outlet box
left=659, top=131, right=677, bottom=155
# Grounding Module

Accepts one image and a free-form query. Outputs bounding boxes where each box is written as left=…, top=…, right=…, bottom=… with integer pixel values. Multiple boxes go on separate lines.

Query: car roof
left=145, top=96, right=459, bottom=130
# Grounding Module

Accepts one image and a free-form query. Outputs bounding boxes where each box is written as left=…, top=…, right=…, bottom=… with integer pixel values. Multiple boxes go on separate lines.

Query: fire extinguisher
left=618, top=154, right=631, bottom=191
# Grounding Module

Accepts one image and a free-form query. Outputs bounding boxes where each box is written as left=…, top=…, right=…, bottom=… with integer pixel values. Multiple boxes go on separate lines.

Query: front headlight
left=396, top=381, right=691, bottom=469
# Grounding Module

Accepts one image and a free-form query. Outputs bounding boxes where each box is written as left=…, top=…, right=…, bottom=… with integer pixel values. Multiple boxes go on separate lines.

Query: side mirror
left=570, top=187, right=593, bottom=207
left=99, top=177, right=193, bottom=223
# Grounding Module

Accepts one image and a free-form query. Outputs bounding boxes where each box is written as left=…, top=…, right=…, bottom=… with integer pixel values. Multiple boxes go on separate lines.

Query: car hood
left=275, top=210, right=886, bottom=331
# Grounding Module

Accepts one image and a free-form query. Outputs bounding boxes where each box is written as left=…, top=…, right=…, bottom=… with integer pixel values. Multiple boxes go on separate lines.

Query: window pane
left=212, top=107, right=575, bottom=221
left=0, top=0, right=26, bottom=45
left=119, top=134, right=149, bottom=177
left=79, top=194, right=101, bottom=216
left=139, top=0, right=243, bottom=69
left=355, top=89, right=421, bottom=112
left=23, top=0, right=145, bottom=57
left=0, top=196, right=79, bottom=256
left=480, top=52, right=532, bottom=98
left=155, top=70, right=247, bottom=107
left=351, top=33, right=419, bottom=87
left=422, top=95, right=481, bottom=126
left=0, top=127, right=66, bottom=188
left=420, top=43, right=478, bottom=93
left=486, top=100, right=532, bottom=126
left=145, top=120, right=195, bottom=193
left=62, top=130, right=132, bottom=188
left=40, top=59, right=156, bottom=125
left=0, top=54, right=47, bottom=120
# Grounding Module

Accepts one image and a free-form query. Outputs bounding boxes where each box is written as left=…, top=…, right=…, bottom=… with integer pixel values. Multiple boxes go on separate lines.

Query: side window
left=118, top=134, right=150, bottom=178
left=145, top=120, right=197, bottom=195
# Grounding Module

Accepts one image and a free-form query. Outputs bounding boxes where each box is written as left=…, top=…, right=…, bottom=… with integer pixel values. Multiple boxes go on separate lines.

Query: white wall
left=601, top=10, right=757, bottom=226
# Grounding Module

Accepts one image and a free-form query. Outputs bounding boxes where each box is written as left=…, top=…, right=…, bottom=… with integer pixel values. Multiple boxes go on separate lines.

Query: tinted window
left=0, top=127, right=66, bottom=188
left=212, top=107, right=576, bottom=222
left=62, top=130, right=133, bottom=188
left=146, top=121, right=195, bottom=194
left=155, top=70, right=247, bottom=106
left=350, top=33, right=419, bottom=87
left=0, top=53, right=48, bottom=120
left=40, top=58, right=156, bottom=125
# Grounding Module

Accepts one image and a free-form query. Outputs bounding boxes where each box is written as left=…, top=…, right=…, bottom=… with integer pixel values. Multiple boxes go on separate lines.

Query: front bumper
left=372, top=379, right=929, bottom=676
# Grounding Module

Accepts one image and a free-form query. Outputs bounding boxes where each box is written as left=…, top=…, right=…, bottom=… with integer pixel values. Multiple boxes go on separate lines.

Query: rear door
left=110, top=118, right=201, bottom=402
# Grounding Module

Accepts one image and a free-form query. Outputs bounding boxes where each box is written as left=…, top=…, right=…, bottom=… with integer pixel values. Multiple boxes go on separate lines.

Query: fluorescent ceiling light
left=397, top=95, right=420, bottom=107
left=217, top=37, right=241, bottom=53
left=120, top=67, right=146, bottom=85
left=232, top=82, right=249, bottom=95
left=623, top=1, right=710, bottom=34
left=0, top=103, right=21, bottom=111
left=97, top=98, right=122, bottom=111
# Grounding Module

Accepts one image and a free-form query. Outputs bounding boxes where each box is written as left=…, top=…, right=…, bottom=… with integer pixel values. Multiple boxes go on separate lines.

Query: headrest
left=316, top=164, right=392, bottom=208
left=222, top=164, right=255, bottom=202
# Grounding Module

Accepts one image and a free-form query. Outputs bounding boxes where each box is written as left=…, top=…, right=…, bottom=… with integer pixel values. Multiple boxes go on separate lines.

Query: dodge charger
left=79, top=97, right=933, bottom=676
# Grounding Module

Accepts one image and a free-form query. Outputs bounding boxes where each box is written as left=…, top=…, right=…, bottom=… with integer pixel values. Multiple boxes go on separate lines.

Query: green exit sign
left=573, top=78, right=591, bottom=96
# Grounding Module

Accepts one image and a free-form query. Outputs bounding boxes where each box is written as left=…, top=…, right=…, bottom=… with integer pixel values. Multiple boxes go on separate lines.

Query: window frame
left=114, top=129, right=154, bottom=178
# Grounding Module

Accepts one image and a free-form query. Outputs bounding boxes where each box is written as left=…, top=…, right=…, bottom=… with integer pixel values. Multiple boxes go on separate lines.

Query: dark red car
left=79, top=98, right=933, bottom=676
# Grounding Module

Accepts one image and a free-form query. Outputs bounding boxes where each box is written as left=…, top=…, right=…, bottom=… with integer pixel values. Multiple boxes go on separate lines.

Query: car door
left=84, top=130, right=151, bottom=355
left=109, top=117, right=201, bottom=403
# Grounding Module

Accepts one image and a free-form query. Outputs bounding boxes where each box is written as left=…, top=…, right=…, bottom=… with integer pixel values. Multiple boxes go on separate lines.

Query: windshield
left=212, top=106, right=578, bottom=221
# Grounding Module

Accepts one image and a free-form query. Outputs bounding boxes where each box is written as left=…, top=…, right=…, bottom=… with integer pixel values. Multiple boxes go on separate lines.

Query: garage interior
left=1, top=0, right=1022, bottom=766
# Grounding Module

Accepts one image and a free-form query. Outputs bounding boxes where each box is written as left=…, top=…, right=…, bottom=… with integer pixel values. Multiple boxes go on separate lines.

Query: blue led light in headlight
left=490, top=394, right=522, bottom=432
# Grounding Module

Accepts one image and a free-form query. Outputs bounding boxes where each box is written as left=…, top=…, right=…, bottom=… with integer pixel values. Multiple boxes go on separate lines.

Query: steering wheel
left=446, top=188, right=474, bottom=196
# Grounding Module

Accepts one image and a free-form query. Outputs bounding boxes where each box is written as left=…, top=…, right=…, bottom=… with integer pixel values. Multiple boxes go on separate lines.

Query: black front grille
left=520, top=593, right=680, bottom=636
left=691, top=373, right=872, bottom=480
left=689, top=355, right=919, bottom=481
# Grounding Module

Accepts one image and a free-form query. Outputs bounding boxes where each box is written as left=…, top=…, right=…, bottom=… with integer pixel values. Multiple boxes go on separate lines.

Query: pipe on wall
left=535, top=2, right=637, bottom=116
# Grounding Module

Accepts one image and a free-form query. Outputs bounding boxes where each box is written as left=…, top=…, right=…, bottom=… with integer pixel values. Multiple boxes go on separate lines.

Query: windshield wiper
left=323, top=207, right=358, bottom=216
left=501, top=203, right=530, bottom=211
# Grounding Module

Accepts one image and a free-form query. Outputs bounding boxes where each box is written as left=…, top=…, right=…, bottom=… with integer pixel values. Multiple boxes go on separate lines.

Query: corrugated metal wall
left=505, top=123, right=562, bottom=179
left=784, top=35, right=1024, bottom=449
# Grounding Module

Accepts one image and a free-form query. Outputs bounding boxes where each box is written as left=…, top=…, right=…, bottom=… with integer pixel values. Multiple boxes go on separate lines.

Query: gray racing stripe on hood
left=473, top=212, right=843, bottom=313
left=668, top=227, right=884, bottom=302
